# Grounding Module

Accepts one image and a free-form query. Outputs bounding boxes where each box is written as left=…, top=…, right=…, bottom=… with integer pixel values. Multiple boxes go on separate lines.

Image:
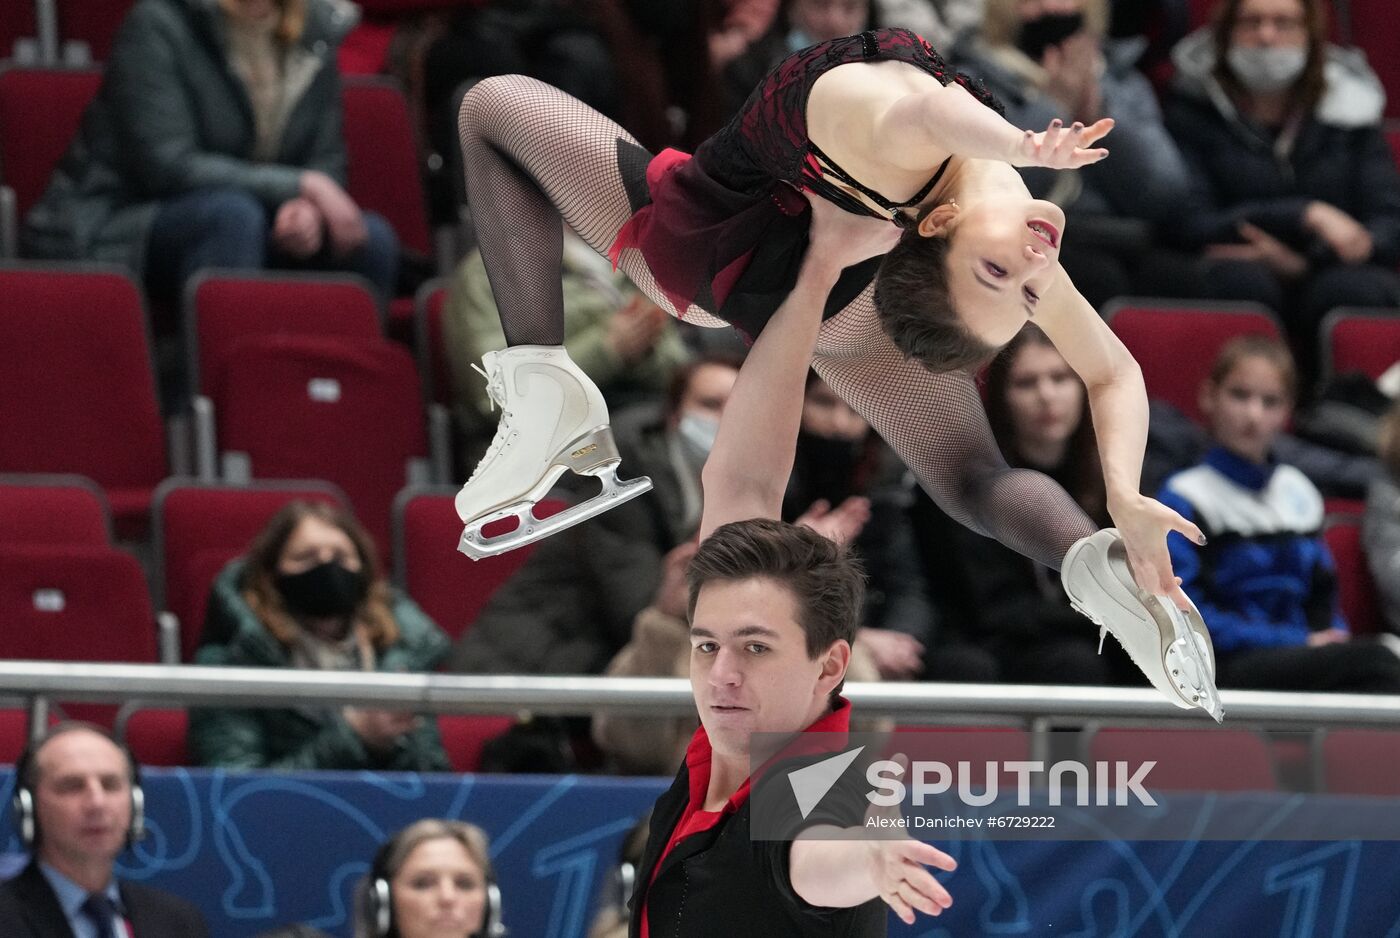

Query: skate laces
left=467, top=362, right=513, bottom=484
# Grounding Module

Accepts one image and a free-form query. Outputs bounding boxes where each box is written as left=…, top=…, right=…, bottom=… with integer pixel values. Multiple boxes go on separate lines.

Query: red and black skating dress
left=609, top=27, right=1001, bottom=342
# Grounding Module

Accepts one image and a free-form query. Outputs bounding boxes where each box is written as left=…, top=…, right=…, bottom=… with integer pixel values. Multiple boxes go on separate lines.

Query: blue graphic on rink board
left=1, top=768, right=1399, bottom=937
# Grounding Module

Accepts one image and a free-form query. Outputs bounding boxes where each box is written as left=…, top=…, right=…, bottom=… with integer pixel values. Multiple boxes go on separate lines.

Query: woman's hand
left=272, top=196, right=324, bottom=258
left=803, top=191, right=904, bottom=279
left=299, top=170, right=369, bottom=256
left=1304, top=201, right=1374, bottom=265
left=1010, top=117, right=1113, bottom=169
left=1107, top=492, right=1205, bottom=610
left=1206, top=222, right=1308, bottom=279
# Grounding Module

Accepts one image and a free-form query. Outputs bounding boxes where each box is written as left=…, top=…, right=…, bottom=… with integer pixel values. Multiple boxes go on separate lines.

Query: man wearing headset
left=0, top=723, right=208, bottom=938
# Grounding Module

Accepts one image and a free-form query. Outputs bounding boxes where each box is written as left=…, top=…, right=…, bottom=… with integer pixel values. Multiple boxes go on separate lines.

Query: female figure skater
left=452, top=27, right=1221, bottom=719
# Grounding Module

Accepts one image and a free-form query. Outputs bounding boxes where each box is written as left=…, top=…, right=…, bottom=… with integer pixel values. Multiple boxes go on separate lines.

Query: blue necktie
left=81, top=892, right=118, bottom=938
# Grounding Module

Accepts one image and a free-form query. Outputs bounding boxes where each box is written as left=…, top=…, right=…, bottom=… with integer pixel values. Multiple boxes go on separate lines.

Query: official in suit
left=0, top=722, right=209, bottom=938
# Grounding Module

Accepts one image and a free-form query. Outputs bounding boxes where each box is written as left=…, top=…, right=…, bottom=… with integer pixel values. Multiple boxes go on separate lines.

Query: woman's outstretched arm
left=1034, top=266, right=1205, bottom=607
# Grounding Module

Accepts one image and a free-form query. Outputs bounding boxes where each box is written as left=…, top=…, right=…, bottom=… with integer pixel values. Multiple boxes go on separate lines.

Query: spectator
left=1364, top=402, right=1400, bottom=635
left=916, top=325, right=1136, bottom=684
left=23, top=0, right=399, bottom=304
left=443, top=226, right=692, bottom=463
left=447, top=353, right=742, bottom=675
left=952, top=0, right=1197, bottom=306
left=354, top=820, right=502, bottom=938
left=587, top=811, right=651, bottom=938
left=0, top=724, right=210, bottom=937
left=1158, top=336, right=1400, bottom=691
left=1165, top=0, right=1400, bottom=377
left=189, top=501, right=451, bottom=770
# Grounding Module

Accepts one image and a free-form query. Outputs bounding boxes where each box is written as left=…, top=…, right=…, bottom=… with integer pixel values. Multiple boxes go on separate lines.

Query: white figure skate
left=1062, top=528, right=1223, bottom=722
left=455, top=345, right=652, bottom=559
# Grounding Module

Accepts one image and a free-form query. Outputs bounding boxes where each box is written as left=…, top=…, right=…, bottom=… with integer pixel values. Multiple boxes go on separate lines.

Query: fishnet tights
left=458, top=76, right=1097, bottom=568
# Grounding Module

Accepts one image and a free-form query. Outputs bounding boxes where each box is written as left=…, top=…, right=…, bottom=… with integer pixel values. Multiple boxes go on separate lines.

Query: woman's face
left=1004, top=341, right=1083, bottom=453
left=1200, top=355, right=1292, bottom=464
left=1230, top=0, right=1307, bottom=49
left=939, top=197, right=1066, bottom=347
left=802, top=378, right=869, bottom=442
left=391, top=837, right=488, bottom=938
left=276, top=516, right=362, bottom=576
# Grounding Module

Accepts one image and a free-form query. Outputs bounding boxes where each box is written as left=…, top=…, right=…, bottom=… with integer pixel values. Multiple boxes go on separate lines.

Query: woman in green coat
left=22, top=0, right=398, bottom=301
left=189, top=500, right=451, bottom=771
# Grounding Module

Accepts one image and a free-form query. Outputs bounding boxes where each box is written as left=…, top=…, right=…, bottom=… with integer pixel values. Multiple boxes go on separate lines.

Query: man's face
left=689, top=578, right=847, bottom=761
left=32, top=730, right=132, bottom=868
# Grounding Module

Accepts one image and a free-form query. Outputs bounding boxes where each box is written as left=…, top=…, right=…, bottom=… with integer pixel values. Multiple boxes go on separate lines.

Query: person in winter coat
left=22, top=0, right=399, bottom=302
left=1364, top=402, right=1400, bottom=635
left=1164, top=0, right=1400, bottom=376
left=189, top=500, right=451, bottom=771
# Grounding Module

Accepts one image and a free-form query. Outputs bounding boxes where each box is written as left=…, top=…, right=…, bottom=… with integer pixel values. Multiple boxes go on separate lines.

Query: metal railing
left=2, top=661, right=1398, bottom=730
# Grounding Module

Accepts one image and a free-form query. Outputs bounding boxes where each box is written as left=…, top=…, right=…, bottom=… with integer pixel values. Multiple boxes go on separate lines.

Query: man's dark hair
left=686, top=518, right=865, bottom=669
left=873, top=227, right=999, bottom=373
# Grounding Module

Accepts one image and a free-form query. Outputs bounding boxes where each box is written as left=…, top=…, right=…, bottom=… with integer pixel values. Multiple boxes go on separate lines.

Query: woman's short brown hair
left=239, top=500, right=399, bottom=650
left=1207, top=334, right=1298, bottom=402
left=874, top=228, right=999, bottom=374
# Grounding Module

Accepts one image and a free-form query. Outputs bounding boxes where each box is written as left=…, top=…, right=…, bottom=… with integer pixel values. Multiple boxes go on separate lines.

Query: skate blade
left=458, top=468, right=653, bottom=560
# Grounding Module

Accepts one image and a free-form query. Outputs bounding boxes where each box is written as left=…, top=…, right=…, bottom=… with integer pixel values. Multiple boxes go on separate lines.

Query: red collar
left=682, top=696, right=854, bottom=812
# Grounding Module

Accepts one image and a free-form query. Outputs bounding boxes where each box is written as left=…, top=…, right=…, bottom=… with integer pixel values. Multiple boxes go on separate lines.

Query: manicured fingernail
left=1196, top=534, right=1208, bottom=546
left=1051, top=119, right=1062, bottom=127
left=1072, top=122, right=1083, bottom=131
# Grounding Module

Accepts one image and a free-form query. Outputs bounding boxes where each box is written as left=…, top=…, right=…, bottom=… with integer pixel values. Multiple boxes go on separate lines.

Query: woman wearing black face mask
left=189, top=502, right=452, bottom=771
left=1165, top=0, right=1400, bottom=382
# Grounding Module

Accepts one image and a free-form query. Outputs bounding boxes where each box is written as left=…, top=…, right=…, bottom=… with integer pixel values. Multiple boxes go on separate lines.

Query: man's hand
left=607, top=295, right=668, bottom=364
left=864, top=755, right=956, bottom=924
left=804, top=191, right=903, bottom=280
left=1010, top=117, right=1113, bottom=169
left=343, top=707, right=420, bottom=752
left=272, top=197, right=323, bottom=258
left=1304, top=201, right=1374, bottom=265
left=300, top=170, right=368, bottom=256
left=1307, top=627, right=1349, bottom=647
left=653, top=540, right=699, bottom=620
left=795, top=496, right=872, bottom=546
left=858, top=627, right=925, bottom=680
left=1206, top=222, right=1308, bottom=279
left=1107, top=492, right=1206, bottom=611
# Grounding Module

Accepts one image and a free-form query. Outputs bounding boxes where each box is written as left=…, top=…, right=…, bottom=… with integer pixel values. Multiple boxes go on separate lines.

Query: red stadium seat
left=889, top=726, right=1032, bottom=788
left=185, top=270, right=384, bottom=399
left=0, top=65, right=102, bottom=222
left=436, top=714, right=516, bottom=773
left=211, top=334, right=431, bottom=556
left=1387, top=125, right=1400, bottom=173
left=341, top=76, right=432, bottom=258
left=0, top=473, right=112, bottom=546
left=152, top=479, right=350, bottom=661
left=393, top=487, right=567, bottom=641
left=0, top=3, right=38, bottom=58
left=1319, top=308, right=1400, bottom=385
left=415, top=278, right=452, bottom=407
left=120, top=707, right=191, bottom=767
left=1105, top=299, right=1281, bottom=424
left=0, top=264, right=166, bottom=539
left=1322, top=729, right=1400, bottom=795
left=1322, top=516, right=1380, bottom=635
left=0, top=544, right=159, bottom=664
left=1088, top=728, right=1277, bottom=791
left=55, top=0, right=134, bottom=62
left=0, top=708, right=33, bottom=765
